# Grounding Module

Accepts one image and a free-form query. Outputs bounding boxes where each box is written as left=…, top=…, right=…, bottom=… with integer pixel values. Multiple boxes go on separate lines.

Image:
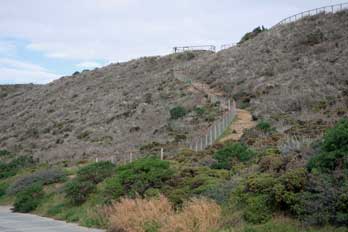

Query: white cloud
left=76, top=61, right=102, bottom=69
left=0, top=41, right=17, bottom=56
left=0, top=0, right=345, bottom=66
left=0, top=58, right=60, bottom=84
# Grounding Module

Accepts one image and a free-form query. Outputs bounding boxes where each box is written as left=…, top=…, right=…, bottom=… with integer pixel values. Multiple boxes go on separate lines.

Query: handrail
left=273, top=2, right=348, bottom=28
left=173, top=45, right=216, bottom=53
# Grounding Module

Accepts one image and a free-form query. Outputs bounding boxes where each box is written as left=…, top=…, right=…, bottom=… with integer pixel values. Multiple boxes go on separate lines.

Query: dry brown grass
left=105, top=195, right=221, bottom=232
left=105, top=195, right=172, bottom=232
left=161, top=198, right=221, bottom=232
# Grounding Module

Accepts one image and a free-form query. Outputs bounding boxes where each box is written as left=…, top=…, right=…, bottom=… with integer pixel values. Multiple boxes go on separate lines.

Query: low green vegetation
left=308, top=118, right=348, bottom=172
left=0, top=156, right=36, bottom=179
left=0, top=119, right=348, bottom=231
left=239, top=26, right=267, bottom=45
left=256, top=120, right=273, bottom=133
left=7, top=169, right=65, bottom=195
left=212, top=142, right=256, bottom=170
left=64, top=161, right=115, bottom=205
left=13, top=183, right=44, bottom=213
left=170, top=106, right=187, bottom=119
left=103, top=156, right=173, bottom=200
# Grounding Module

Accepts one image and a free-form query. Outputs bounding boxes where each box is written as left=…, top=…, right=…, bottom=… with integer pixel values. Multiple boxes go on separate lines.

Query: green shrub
left=47, top=203, right=65, bottom=216
left=77, top=161, right=115, bottom=184
left=63, top=161, right=115, bottom=205
left=170, top=106, right=187, bottom=119
left=0, top=182, right=8, bottom=198
left=304, top=29, right=325, bottom=46
left=165, top=167, right=229, bottom=206
left=0, top=149, right=11, bottom=157
left=64, top=180, right=96, bottom=205
left=0, top=156, right=36, bottom=179
left=7, top=169, right=66, bottom=195
left=308, top=118, right=348, bottom=172
left=104, top=156, right=173, bottom=199
left=13, top=184, right=44, bottom=213
left=194, top=107, right=206, bottom=116
left=280, top=168, right=307, bottom=192
left=212, top=143, right=256, bottom=170
left=321, top=119, right=348, bottom=153
left=246, top=174, right=278, bottom=194
left=256, top=121, right=272, bottom=132
left=243, top=194, right=272, bottom=224
left=239, top=26, right=267, bottom=45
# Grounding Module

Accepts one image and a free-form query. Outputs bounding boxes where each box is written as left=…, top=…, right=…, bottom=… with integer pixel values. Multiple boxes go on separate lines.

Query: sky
left=0, top=0, right=345, bottom=84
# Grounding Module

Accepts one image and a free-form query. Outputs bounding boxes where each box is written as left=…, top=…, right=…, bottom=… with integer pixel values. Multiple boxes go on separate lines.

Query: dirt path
left=219, top=109, right=256, bottom=142
left=190, top=81, right=256, bottom=142
left=175, top=68, right=255, bottom=142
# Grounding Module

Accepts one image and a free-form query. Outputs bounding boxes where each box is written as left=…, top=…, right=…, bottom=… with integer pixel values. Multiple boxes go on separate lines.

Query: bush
left=77, top=161, right=115, bottom=184
left=0, top=156, right=35, bottom=179
left=194, top=107, right=206, bottom=116
left=256, top=121, right=272, bottom=133
left=280, top=168, right=307, bottom=192
left=246, top=174, right=278, bottom=194
left=308, top=118, right=348, bottom=172
left=0, top=149, right=11, bottom=157
left=239, top=26, right=267, bottom=45
left=64, top=180, right=96, bottom=205
left=0, top=182, right=8, bottom=198
left=304, top=29, right=325, bottom=46
left=13, top=184, right=44, bottom=213
left=170, top=106, right=187, bottom=119
left=212, top=143, right=256, bottom=170
left=103, top=156, right=173, bottom=199
left=63, top=161, right=115, bottom=205
left=243, top=194, right=272, bottom=224
left=165, top=167, right=229, bottom=206
left=321, top=119, right=348, bottom=153
left=7, top=169, right=66, bottom=195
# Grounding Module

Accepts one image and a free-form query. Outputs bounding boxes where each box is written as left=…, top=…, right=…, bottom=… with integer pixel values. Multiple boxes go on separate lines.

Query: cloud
left=76, top=61, right=102, bottom=69
left=0, top=41, right=17, bottom=56
left=0, top=0, right=345, bottom=84
left=0, top=58, right=60, bottom=84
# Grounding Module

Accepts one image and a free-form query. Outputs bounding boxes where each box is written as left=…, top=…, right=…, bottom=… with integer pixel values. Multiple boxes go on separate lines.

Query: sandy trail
left=219, top=109, right=256, bottom=142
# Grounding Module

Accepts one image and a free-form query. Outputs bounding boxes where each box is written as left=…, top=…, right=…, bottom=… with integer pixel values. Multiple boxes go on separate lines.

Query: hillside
left=187, top=11, right=348, bottom=138
left=1, top=7, right=348, bottom=232
left=1, top=11, right=348, bottom=163
left=0, top=52, right=218, bottom=162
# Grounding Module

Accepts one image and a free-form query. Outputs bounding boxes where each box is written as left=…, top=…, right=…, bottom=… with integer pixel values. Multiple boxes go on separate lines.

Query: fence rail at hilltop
left=173, top=45, right=216, bottom=53
left=274, top=2, right=348, bottom=27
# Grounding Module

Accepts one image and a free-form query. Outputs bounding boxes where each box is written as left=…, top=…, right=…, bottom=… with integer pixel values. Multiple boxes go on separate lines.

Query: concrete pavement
left=0, top=206, right=104, bottom=232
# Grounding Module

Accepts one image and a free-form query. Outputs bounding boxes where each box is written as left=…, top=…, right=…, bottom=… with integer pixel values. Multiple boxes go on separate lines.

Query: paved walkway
left=0, top=206, right=104, bottom=232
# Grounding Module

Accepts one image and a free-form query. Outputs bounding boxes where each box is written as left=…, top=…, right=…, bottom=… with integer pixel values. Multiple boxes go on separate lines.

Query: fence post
left=130, top=152, right=133, bottom=162
left=96, top=157, right=98, bottom=163
left=195, top=141, right=198, bottom=152
left=160, top=148, right=164, bottom=160
left=209, top=128, right=212, bottom=145
left=205, top=134, right=208, bottom=148
left=213, top=123, right=216, bottom=142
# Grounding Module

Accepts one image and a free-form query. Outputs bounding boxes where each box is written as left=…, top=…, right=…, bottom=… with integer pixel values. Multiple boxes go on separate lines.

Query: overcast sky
left=0, top=0, right=344, bottom=84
